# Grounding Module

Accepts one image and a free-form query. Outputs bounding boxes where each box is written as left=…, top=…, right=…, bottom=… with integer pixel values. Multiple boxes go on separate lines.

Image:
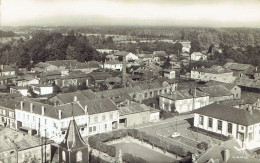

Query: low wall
left=107, top=136, right=182, bottom=160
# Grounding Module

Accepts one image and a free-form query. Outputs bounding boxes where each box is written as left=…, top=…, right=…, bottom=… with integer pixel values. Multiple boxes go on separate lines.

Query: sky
left=1, top=0, right=260, bottom=27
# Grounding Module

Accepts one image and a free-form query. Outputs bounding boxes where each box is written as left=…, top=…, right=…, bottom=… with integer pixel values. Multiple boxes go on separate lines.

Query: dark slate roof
left=53, top=90, right=99, bottom=104
left=194, top=103, right=260, bottom=126
left=193, top=65, right=232, bottom=74
left=0, top=99, right=18, bottom=110
left=59, top=119, right=87, bottom=150
left=89, top=72, right=112, bottom=81
left=119, top=103, right=151, bottom=116
left=79, top=98, right=118, bottom=115
left=198, top=85, right=233, bottom=97
left=95, top=86, right=141, bottom=99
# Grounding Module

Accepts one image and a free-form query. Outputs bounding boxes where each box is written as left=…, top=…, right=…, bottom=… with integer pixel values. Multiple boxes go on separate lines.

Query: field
left=112, top=142, right=175, bottom=163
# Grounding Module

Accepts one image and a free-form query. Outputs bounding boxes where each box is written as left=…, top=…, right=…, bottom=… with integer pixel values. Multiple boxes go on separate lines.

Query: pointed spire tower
left=58, top=119, right=89, bottom=163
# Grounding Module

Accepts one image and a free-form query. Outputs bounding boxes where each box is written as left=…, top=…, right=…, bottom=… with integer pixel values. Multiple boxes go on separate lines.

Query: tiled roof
left=194, top=103, right=260, bottom=126
left=114, top=51, right=131, bottom=56
left=0, top=65, right=15, bottom=72
left=193, top=65, right=232, bottom=74
left=46, top=60, right=78, bottom=69
left=198, top=85, right=233, bottom=97
left=235, top=77, right=260, bottom=89
left=196, top=139, right=256, bottom=163
left=160, top=88, right=208, bottom=101
left=104, top=60, right=122, bottom=65
left=153, top=51, right=166, bottom=57
left=119, top=103, right=152, bottom=115
left=79, top=98, right=118, bottom=115
left=0, top=127, right=43, bottom=151
left=224, top=62, right=255, bottom=75
left=95, top=86, right=141, bottom=98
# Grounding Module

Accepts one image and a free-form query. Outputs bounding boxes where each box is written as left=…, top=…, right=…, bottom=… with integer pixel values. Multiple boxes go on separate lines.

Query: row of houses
left=159, top=84, right=241, bottom=113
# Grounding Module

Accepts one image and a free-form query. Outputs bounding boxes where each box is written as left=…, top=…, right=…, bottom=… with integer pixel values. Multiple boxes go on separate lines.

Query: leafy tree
left=190, top=40, right=201, bottom=54
left=161, top=56, right=171, bottom=69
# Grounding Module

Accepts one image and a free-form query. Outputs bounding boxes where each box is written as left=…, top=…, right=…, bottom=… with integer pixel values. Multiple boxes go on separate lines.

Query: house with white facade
left=194, top=103, right=260, bottom=149
left=15, top=98, right=119, bottom=143
left=190, top=52, right=207, bottom=61
left=0, top=65, right=15, bottom=77
left=159, top=88, right=209, bottom=113
left=10, top=86, right=28, bottom=96
left=16, top=75, right=40, bottom=87
left=30, top=84, right=53, bottom=95
left=103, top=60, right=123, bottom=71
left=191, top=65, right=236, bottom=83
left=114, top=51, right=138, bottom=61
left=0, top=100, right=17, bottom=129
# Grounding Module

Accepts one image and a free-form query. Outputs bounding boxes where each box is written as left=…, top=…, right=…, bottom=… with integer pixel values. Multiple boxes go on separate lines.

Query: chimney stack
left=122, top=56, right=127, bottom=87
left=58, top=110, right=62, bottom=119
left=41, top=106, right=45, bottom=115
left=84, top=105, right=88, bottom=115
left=20, top=101, right=23, bottom=110
left=30, top=103, right=33, bottom=112
left=73, top=96, right=78, bottom=102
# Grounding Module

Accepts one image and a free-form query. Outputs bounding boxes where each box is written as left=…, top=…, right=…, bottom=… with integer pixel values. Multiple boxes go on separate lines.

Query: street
left=131, top=114, right=223, bottom=154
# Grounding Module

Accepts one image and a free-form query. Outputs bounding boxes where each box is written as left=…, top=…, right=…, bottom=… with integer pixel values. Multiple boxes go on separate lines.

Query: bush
left=197, top=142, right=208, bottom=150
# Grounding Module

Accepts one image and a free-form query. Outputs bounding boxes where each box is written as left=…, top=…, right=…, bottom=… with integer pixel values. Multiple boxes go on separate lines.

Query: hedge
left=122, top=153, right=149, bottom=163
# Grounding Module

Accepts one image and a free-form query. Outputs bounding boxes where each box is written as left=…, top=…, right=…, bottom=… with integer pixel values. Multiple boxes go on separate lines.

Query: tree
left=161, top=56, right=171, bottom=69
left=208, top=44, right=215, bottom=54
left=172, top=42, right=183, bottom=55
left=190, top=40, right=201, bottom=54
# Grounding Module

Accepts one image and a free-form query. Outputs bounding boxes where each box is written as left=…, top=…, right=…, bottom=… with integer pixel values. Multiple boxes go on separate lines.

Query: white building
left=190, top=52, right=207, bottom=61
left=10, top=86, right=28, bottom=96
left=194, top=103, right=260, bottom=149
left=159, top=88, right=209, bottom=113
left=30, top=84, right=53, bottom=95
left=15, top=98, right=119, bottom=143
left=16, top=76, right=40, bottom=87
left=114, top=51, right=138, bottom=61
left=103, top=60, right=123, bottom=71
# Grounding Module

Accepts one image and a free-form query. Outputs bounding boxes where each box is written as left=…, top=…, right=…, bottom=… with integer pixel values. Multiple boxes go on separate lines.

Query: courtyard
left=111, top=142, right=176, bottom=163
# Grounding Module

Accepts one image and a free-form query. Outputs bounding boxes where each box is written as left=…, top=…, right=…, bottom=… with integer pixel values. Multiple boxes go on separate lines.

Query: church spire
left=59, top=119, right=87, bottom=150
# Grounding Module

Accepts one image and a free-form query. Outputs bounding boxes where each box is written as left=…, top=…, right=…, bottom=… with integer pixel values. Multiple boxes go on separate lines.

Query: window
left=89, top=127, right=92, bottom=133
left=93, top=126, right=96, bottom=132
left=208, top=118, right=213, bottom=128
left=145, top=93, right=147, bottom=98
left=94, top=116, right=98, bottom=122
left=241, top=126, right=244, bottom=130
left=102, top=115, right=106, bottom=121
left=218, top=120, right=222, bottom=130
left=228, top=123, right=232, bottom=134
left=110, top=114, right=113, bottom=120
left=76, top=151, right=82, bottom=162
left=199, top=116, right=204, bottom=125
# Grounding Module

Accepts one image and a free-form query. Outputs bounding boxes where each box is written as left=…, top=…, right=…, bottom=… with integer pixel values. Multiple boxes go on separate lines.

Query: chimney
left=41, top=106, right=45, bottom=115
left=58, top=110, right=62, bottom=119
left=20, top=101, right=24, bottom=110
left=84, top=105, right=88, bottom=115
left=73, top=96, right=78, bottom=102
left=223, top=149, right=230, bottom=162
left=121, top=56, right=127, bottom=87
left=30, top=103, right=33, bottom=113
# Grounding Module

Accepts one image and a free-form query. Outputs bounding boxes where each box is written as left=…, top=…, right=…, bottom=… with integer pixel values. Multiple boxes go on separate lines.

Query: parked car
left=171, top=132, right=181, bottom=138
